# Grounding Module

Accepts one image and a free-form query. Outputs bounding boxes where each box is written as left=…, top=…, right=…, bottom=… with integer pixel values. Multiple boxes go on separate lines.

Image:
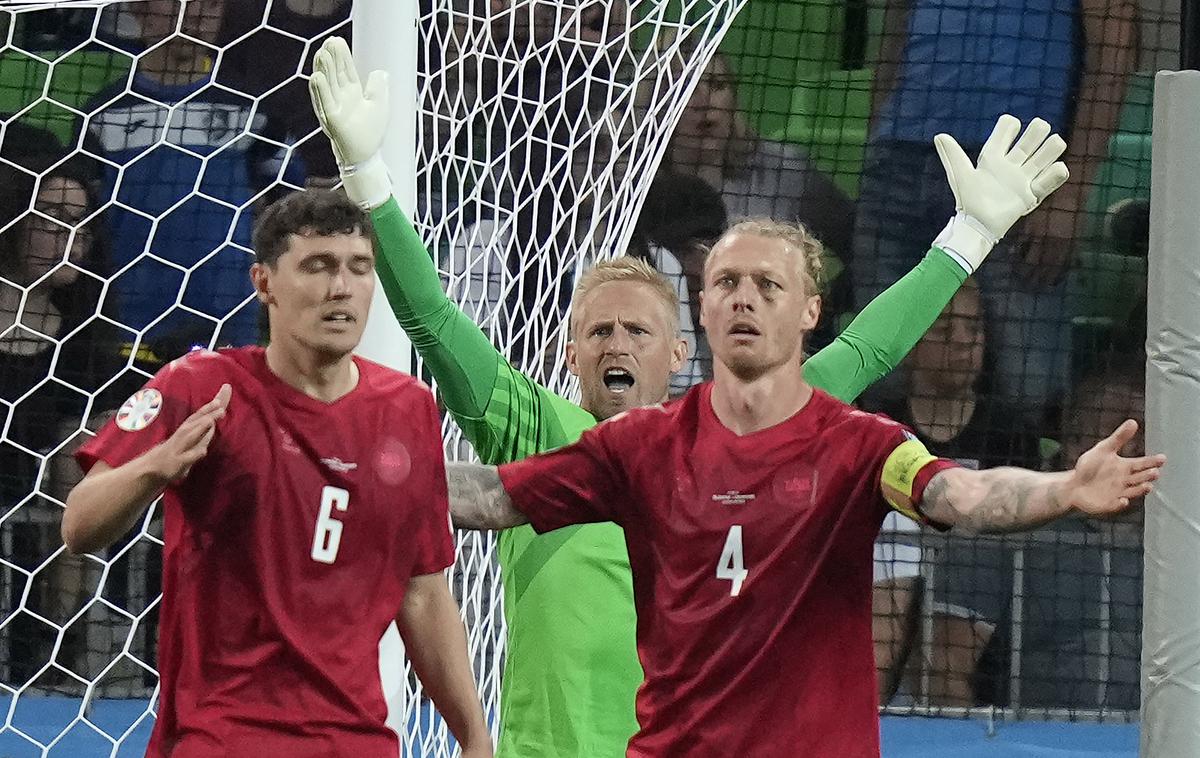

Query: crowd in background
left=0, top=0, right=1153, bottom=714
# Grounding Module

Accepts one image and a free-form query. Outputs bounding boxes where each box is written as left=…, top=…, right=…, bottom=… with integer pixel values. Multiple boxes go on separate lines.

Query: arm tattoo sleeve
left=445, top=462, right=529, bottom=530
left=927, top=468, right=1070, bottom=534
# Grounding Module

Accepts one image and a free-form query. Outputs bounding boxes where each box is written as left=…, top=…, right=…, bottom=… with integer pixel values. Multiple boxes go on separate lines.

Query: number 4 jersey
left=497, top=384, right=957, bottom=758
left=75, top=346, right=454, bottom=758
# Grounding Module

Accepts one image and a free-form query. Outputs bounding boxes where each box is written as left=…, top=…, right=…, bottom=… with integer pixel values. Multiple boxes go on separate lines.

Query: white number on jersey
left=716, top=525, right=748, bottom=596
left=311, top=486, right=350, bottom=564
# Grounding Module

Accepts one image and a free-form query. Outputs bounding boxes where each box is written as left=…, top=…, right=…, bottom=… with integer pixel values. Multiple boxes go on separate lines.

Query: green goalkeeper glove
left=933, top=114, right=1070, bottom=274
left=309, top=36, right=392, bottom=210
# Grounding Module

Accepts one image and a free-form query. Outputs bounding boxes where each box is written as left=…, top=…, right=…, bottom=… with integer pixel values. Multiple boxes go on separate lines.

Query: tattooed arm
left=920, top=420, right=1165, bottom=534
left=446, top=462, right=529, bottom=530
left=921, top=467, right=1073, bottom=533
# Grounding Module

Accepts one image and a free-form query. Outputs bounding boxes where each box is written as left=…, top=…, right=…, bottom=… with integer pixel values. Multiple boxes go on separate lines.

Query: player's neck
left=265, top=342, right=359, bottom=403
left=709, top=360, right=812, bottom=436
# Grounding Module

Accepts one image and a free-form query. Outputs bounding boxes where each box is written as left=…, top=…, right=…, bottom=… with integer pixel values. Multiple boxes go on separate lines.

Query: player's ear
left=698, top=289, right=708, bottom=330
left=670, top=337, right=687, bottom=373
left=250, top=263, right=274, bottom=305
left=565, top=339, right=581, bottom=377
left=799, top=294, right=821, bottom=332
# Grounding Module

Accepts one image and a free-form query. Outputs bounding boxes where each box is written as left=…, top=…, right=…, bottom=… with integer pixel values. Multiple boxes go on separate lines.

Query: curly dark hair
left=252, top=188, right=376, bottom=268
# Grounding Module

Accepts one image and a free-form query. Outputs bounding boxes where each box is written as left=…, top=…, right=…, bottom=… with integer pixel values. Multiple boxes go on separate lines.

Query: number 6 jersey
left=76, top=346, right=454, bottom=758
left=498, top=383, right=956, bottom=758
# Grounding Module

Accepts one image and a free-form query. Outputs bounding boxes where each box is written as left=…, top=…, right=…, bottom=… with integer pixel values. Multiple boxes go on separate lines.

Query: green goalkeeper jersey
left=370, top=198, right=966, bottom=757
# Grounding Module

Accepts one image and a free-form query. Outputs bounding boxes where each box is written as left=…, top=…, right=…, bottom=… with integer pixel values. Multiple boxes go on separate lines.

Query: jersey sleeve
left=879, top=433, right=960, bottom=530
left=408, top=389, right=456, bottom=576
left=371, top=198, right=503, bottom=417
left=497, top=416, right=634, bottom=533
left=74, top=357, right=200, bottom=474
left=803, top=247, right=967, bottom=403
left=370, top=197, right=593, bottom=463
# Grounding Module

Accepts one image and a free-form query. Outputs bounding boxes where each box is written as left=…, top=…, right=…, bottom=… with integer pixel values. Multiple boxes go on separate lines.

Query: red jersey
left=76, top=347, right=455, bottom=758
left=498, top=385, right=955, bottom=757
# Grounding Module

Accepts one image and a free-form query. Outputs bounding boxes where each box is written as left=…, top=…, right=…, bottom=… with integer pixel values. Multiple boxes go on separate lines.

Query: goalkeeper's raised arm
left=802, top=114, right=1070, bottom=401
left=309, top=37, right=512, bottom=431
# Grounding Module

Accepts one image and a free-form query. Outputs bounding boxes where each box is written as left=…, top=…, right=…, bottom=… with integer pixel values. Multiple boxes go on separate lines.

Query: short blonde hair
left=709, top=218, right=825, bottom=294
left=570, top=256, right=680, bottom=336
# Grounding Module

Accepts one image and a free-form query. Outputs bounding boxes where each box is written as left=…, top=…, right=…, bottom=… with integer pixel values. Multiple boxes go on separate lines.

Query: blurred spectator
left=220, top=0, right=351, bottom=183
left=871, top=280, right=1043, bottom=470
left=0, top=134, right=123, bottom=503
left=0, top=131, right=124, bottom=685
left=870, top=280, right=1042, bottom=706
left=81, top=0, right=303, bottom=359
left=985, top=354, right=1145, bottom=710
left=630, top=168, right=726, bottom=391
left=664, top=51, right=856, bottom=319
left=851, top=0, right=1138, bottom=421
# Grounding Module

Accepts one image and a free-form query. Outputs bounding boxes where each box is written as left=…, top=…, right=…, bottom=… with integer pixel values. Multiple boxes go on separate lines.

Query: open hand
left=1066, top=419, right=1165, bottom=516
left=935, top=115, right=1071, bottom=244
left=149, top=384, right=231, bottom=484
left=309, top=36, right=389, bottom=168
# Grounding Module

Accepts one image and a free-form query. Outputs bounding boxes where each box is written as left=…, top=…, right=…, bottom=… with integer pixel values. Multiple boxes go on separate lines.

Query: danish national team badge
left=116, top=388, right=163, bottom=432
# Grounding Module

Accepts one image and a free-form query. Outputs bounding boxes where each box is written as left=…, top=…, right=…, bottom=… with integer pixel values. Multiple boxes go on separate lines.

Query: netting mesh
left=0, top=0, right=1180, bottom=754
left=0, top=0, right=742, bottom=754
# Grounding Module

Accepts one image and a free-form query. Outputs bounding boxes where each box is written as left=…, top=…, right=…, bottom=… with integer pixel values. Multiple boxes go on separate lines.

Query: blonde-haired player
left=309, top=36, right=1088, bottom=758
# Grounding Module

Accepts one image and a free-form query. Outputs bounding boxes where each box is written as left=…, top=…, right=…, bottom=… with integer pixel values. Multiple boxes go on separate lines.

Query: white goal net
left=0, top=0, right=740, bottom=754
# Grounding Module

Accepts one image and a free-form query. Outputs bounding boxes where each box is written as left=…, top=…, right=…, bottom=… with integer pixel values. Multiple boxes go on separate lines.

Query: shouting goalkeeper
left=310, top=38, right=1068, bottom=757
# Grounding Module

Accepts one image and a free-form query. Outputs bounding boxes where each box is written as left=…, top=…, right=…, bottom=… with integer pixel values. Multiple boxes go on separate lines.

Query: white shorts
left=874, top=511, right=922, bottom=582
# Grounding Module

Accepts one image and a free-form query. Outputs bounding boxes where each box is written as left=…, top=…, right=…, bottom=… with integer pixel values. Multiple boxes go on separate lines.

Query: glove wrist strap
left=933, top=212, right=997, bottom=275
left=339, top=152, right=391, bottom=211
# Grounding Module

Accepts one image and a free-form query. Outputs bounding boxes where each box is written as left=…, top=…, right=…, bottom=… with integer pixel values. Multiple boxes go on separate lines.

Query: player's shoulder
left=354, top=356, right=436, bottom=407
left=812, top=389, right=909, bottom=439
left=154, top=346, right=249, bottom=386
left=115, top=347, right=254, bottom=419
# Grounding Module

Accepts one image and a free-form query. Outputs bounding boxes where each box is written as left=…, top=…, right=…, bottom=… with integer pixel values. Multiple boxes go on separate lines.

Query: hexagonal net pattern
left=0, top=1, right=741, bottom=755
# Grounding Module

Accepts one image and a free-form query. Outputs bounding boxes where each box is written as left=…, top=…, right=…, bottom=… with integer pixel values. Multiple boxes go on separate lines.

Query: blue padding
left=0, top=695, right=1138, bottom=756
left=882, top=716, right=1138, bottom=757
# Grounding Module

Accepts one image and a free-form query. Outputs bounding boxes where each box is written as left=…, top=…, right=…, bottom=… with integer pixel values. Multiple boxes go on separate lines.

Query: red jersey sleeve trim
left=910, top=458, right=959, bottom=531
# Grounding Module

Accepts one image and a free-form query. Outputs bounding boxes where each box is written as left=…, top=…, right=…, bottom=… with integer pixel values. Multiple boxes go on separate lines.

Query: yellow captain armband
left=880, top=437, right=940, bottom=522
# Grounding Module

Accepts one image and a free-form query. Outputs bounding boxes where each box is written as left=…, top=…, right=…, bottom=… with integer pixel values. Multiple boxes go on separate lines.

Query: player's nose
left=327, top=267, right=352, bottom=298
left=731, top=279, right=758, bottom=312
left=604, top=329, right=634, bottom=354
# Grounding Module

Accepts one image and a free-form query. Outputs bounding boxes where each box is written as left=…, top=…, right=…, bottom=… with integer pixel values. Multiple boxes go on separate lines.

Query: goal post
left=350, top=0, right=419, bottom=742
left=1140, top=68, right=1200, bottom=758
left=352, top=0, right=415, bottom=375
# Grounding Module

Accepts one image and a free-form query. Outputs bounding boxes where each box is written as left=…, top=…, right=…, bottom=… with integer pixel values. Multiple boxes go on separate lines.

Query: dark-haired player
left=62, top=190, right=492, bottom=758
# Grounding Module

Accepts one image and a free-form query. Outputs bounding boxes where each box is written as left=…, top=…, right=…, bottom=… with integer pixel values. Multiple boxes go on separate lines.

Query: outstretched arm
left=919, top=420, right=1164, bottom=533
left=806, top=115, right=1070, bottom=403
left=312, top=37, right=593, bottom=463
left=370, top=197, right=505, bottom=419
left=446, top=462, right=529, bottom=530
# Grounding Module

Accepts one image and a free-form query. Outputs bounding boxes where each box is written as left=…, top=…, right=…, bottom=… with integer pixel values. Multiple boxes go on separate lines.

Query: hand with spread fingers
left=309, top=36, right=392, bottom=209
left=931, top=114, right=1071, bottom=275
left=1065, top=419, right=1166, bottom=516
